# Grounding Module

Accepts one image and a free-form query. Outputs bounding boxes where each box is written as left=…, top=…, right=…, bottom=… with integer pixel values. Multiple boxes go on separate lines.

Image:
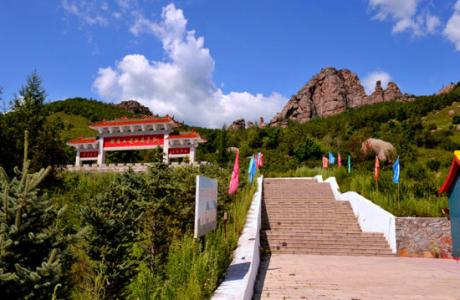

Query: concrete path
left=254, top=254, right=460, bottom=300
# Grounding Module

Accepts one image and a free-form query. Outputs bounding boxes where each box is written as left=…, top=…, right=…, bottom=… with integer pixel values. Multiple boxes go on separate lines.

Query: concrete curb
left=212, top=176, right=263, bottom=300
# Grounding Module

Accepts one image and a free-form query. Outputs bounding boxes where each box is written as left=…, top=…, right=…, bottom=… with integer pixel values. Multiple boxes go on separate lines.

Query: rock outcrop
left=117, top=100, right=153, bottom=116
left=437, top=83, right=456, bottom=95
left=258, top=117, right=266, bottom=128
left=361, top=138, right=397, bottom=162
left=230, top=118, right=245, bottom=130
left=270, top=67, right=407, bottom=127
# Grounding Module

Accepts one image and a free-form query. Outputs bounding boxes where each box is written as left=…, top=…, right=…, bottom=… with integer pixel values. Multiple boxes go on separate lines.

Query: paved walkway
left=254, top=254, right=460, bottom=300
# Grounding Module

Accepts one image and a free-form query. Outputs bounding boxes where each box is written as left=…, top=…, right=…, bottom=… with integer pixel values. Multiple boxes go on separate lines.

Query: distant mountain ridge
left=269, top=67, right=411, bottom=127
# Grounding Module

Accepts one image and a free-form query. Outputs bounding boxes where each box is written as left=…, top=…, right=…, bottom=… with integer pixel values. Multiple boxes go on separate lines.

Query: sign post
left=194, top=176, right=218, bottom=238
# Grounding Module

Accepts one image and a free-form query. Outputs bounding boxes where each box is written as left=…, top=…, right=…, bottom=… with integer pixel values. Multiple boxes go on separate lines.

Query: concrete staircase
left=261, top=178, right=393, bottom=256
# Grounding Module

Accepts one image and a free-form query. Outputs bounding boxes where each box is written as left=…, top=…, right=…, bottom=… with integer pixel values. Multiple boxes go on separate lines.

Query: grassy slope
left=47, top=112, right=97, bottom=140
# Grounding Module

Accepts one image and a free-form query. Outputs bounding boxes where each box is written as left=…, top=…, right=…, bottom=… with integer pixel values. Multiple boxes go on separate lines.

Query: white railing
left=316, top=176, right=397, bottom=254
left=212, top=176, right=263, bottom=300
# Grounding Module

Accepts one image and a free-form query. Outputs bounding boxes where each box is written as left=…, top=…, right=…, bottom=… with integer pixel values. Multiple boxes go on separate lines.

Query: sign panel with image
left=194, top=176, right=217, bottom=238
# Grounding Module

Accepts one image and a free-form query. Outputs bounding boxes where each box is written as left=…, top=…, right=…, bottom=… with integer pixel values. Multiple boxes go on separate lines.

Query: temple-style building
left=67, top=116, right=206, bottom=167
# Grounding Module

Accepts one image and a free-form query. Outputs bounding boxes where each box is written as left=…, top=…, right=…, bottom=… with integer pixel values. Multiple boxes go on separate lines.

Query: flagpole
left=397, top=182, right=400, bottom=209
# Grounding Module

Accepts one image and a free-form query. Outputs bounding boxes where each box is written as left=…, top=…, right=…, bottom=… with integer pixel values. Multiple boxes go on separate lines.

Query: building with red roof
left=66, top=115, right=205, bottom=167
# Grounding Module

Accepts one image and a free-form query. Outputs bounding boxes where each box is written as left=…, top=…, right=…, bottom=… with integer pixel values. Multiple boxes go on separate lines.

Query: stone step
left=261, top=178, right=392, bottom=256
left=265, top=228, right=364, bottom=234
left=270, top=249, right=394, bottom=256
left=267, top=242, right=391, bottom=250
left=266, top=238, right=390, bottom=246
left=265, top=215, right=356, bottom=220
left=265, top=231, right=385, bottom=238
left=267, top=219, right=358, bottom=228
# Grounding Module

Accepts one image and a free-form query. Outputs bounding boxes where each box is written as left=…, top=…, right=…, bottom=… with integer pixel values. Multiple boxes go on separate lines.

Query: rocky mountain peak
left=116, top=100, right=153, bottom=116
left=269, top=67, right=408, bottom=127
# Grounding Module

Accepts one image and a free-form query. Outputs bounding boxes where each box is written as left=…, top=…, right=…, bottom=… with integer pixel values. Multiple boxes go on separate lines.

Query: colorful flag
left=338, top=152, right=342, bottom=167
left=256, top=152, right=264, bottom=168
left=328, top=152, right=335, bottom=165
left=347, top=155, right=351, bottom=174
left=248, top=155, right=257, bottom=183
left=374, top=156, right=380, bottom=181
left=322, top=155, right=329, bottom=169
left=228, top=149, right=239, bottom=194
left=393, top=156, right=400, bottom=184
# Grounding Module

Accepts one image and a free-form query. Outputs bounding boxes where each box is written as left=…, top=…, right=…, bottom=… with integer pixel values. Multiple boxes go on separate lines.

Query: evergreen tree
left=82, top=171, right=145, bottom=299
left=12, top=70, right=46, bottom=113
left=0, top=131, right=71, bottom=299
left=0, top=71, right=67, bottom=173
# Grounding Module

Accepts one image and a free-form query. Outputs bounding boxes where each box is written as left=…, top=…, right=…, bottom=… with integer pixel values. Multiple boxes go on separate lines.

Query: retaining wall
left=212, top=176, right=263, bottom=300
left=396, top=217, right=452, bottom=258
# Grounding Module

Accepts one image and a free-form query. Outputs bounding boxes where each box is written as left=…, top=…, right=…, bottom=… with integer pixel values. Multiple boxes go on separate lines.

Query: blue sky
left=1, top=0, right=460, bottom=127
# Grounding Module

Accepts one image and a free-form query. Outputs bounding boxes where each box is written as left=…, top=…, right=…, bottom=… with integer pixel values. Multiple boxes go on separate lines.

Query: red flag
left=374, top=156, right=380, bottom=181
left=256, top=152, right=264, bottom=168
left=322, top=155, right=329, bottom=169
left=338, top=152, right=342, bottom=167
left=228, top=149, right=239, bottom=194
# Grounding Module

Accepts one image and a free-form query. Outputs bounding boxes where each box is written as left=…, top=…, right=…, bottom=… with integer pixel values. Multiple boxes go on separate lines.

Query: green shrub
left=426, top=159, right=441, bottom=171
left=293, top=137, right=322, bottom=163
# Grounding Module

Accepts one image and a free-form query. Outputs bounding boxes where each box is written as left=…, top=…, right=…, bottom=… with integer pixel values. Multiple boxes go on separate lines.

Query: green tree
left=82, top=171, right=145, bottom=299
left=0, top=131, right=72, bottom=299
left=293, top=137, right=322, bottom=163
left=0, top=71, right=67, bottom=173
left=12, top=70, right=46, bottom=113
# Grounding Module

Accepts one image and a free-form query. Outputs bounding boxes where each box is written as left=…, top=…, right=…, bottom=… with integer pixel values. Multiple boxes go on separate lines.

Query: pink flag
left=228, top=149, right=239, bottom=194
left=322, top=155, right=329, bottom=169
left=338, top=152, right=342, bottom=167
left=256, top=152, right=264, bottom=168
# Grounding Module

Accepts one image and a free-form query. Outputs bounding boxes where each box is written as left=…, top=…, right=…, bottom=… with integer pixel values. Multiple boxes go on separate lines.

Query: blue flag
left=347, top=155, right=351, bottom=174
left=328, top=152, right=335, bottom=165
left=248, top=155, right=257, bottom=183
left=393, top=157, right=400, bottom=184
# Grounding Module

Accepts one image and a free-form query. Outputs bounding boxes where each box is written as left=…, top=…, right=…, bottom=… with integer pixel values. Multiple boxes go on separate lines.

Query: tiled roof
left=169, top=132, right=206, bottom=141
left=67, top=137, right=98, bottom=145
left=90, top=116, right=173, bottom=128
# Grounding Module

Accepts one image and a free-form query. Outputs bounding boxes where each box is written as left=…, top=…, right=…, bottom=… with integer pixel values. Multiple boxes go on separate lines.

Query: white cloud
left=93, top=4, right=286, bottom=128
left=368, top=0, right=440, bottom=36
left=362, top=71, right=392, bottom=94
left=61, top=0, right=109, bottom=26
left=61, top=0, right=142, bottom=27
left=444, top=0, right=460, bottom=51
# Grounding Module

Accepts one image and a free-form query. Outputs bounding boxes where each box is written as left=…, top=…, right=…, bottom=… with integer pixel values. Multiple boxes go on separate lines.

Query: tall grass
left=131, top=182, right=257, bottom=300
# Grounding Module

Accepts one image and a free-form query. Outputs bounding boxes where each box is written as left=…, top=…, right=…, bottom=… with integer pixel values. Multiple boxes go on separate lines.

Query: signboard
left=80, top=151, right=98, bottom=158
left=194, top=176, right=218, bottom=238
left=168, top=147, right=191, bottom=155
left=103, top=134, right=164, bottom=148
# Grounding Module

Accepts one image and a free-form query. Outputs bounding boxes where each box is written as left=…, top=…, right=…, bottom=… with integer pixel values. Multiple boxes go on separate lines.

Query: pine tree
left=1, top=71, right=67, bottom=173
left=0, top=131, right=70, bottom=299
left=82, top=171, right=145, bottom=299
left=12, top=70, right=46, bottom=113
